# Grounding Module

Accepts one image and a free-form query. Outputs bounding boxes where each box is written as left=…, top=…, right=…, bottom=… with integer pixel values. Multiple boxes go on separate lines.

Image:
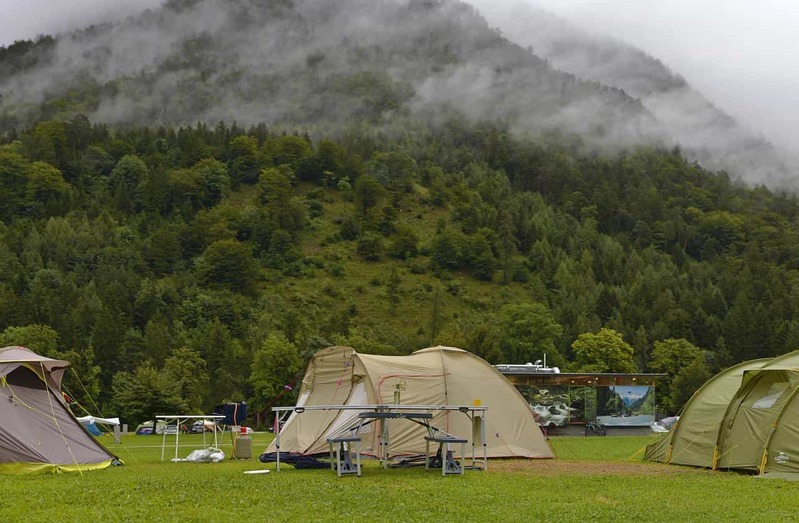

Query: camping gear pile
left=645, top=350, right=799, bottom=479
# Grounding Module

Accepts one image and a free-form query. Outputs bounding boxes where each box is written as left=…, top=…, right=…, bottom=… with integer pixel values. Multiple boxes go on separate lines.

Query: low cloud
left=1, top=0, right=796, bottom=186
left=467, top=0, right=799, bottom=185
left=0, top=0, right=165, bottom=46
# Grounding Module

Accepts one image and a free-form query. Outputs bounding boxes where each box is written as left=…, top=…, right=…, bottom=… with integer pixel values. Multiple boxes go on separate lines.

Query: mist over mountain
left=0, top=0, right=655, bottom=142
left=0, top=0, right=794, bottom=186
left=469, top=0, right=796, bottom=187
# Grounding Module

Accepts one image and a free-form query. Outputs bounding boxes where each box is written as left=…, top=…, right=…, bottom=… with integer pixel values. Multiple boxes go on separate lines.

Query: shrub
left=388, top=224, right=419, bottom=259
left=357, top=232, right=384, bottom=261
left=340, top=215, right=360, bottom=240
left=307, top=199, right=324, bottom=218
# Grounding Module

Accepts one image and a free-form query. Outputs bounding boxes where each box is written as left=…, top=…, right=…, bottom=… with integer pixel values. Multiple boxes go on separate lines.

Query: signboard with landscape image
left=516, top=382, right=655, bottom=427
left=517, top=384, right=595, bottom=427
left=596, top=385, right=655, bottom=426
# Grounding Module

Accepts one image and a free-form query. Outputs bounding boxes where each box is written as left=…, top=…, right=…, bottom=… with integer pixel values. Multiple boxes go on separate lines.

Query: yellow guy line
left=42, top=363, right=83, bottom=476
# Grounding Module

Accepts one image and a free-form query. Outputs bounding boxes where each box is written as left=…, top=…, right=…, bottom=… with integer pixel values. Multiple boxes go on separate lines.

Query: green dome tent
left=0, top=346, right=118, bottom=473
left=645, top=350, right=799, bottom=479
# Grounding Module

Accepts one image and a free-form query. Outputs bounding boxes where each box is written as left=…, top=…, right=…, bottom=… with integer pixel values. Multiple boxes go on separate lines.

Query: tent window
left=5, top=366, right=47, bottom=390
left=752, top=382, right=788, bottom=409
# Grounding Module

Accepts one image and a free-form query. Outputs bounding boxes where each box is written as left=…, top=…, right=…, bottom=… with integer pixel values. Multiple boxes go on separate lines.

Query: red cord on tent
left=256, top=349, right=351, bottom=425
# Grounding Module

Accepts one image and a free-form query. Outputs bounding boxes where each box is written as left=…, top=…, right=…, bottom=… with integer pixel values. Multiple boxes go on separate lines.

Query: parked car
left=267, top=420, right=285, bottom=433
left=135, top=426, right=154, bottom=435
left=190, top=421, right=210, bottom=434
left=163, top=424, right=189, bottom=435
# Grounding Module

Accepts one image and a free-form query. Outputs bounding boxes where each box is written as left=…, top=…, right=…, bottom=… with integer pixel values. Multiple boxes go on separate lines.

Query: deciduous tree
left=571, top=328, right=637, bottom=373
left=495, top=303, right=563, bottom=366
left=249, top=333, right=303, bottom=406
left=111, top=364, right=187, bottom=427
left=195, top=240, right=259, bottom=295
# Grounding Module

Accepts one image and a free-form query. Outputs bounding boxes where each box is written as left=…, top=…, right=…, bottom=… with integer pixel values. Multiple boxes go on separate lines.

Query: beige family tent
left=267, top=345, right=555, bottom=459
left=645, top=350, right=799, bottom=479
left=0, top=346, right=118, bottom=473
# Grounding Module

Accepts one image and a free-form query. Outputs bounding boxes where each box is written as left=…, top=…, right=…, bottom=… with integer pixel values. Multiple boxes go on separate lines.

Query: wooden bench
left=424, top=434, right=467, bottom=476
left=326, top=436, right=361, bottom=477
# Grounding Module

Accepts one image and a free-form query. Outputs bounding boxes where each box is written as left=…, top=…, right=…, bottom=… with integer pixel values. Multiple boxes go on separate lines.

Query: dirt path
left=489, top=459, right=712, bottom=476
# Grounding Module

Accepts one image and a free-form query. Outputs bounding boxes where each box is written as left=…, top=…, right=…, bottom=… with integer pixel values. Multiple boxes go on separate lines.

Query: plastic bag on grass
left=180, top=447, right=225, bottom=463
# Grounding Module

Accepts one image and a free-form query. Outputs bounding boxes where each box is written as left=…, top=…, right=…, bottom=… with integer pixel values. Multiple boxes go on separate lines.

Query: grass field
left=0, top=432, right=796, bottom=521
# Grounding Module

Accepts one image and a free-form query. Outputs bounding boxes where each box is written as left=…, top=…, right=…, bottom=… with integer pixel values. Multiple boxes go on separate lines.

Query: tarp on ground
left=645, top=350, right=799, bottom=477
left=266, top=345, right=554, bottom=459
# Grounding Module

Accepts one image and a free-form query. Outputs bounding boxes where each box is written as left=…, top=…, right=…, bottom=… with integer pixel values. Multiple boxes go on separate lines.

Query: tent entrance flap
left=645, top=351, right=799, bottom=478
left=717, top=370, right=798, bottom=471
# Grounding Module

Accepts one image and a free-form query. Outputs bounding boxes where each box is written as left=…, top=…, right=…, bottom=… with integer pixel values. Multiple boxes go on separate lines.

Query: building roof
left=494, top=364, right=664, bottom=387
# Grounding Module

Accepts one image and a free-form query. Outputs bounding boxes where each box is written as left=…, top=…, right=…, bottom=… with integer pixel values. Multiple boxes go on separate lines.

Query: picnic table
left=271, top=404, right=487, bottom=473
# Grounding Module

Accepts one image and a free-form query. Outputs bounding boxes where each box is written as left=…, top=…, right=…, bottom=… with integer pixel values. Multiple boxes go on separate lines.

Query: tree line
left=2, top=115, right=798, bottom=422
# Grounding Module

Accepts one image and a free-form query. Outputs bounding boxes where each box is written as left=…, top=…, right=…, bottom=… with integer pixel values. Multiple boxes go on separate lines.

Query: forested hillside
left=2, top=115, right=799, bottom=421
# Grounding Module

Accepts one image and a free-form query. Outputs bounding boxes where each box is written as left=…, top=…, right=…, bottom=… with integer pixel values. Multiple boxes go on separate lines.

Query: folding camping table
left=271, top=405, right=487, bottom=471
left=353, top=410, right=434, bottom=468
left=156, top=414, right=226, bottom=462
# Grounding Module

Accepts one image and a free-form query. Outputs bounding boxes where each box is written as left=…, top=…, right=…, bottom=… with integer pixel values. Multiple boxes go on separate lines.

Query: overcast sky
left=525, top=0, right=799, bottom=155
left=0, top=0, right=796, bottom=156
left=0, top=0, right=163, bottom=45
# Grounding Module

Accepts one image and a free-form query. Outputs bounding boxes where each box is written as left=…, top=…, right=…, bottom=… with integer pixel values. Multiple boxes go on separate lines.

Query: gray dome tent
left=0, top=346, right=117, bottom=473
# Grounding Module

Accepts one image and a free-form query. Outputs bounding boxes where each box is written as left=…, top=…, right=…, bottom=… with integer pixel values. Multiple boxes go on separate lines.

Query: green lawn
left=0, top=433, right=795, bottom=521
